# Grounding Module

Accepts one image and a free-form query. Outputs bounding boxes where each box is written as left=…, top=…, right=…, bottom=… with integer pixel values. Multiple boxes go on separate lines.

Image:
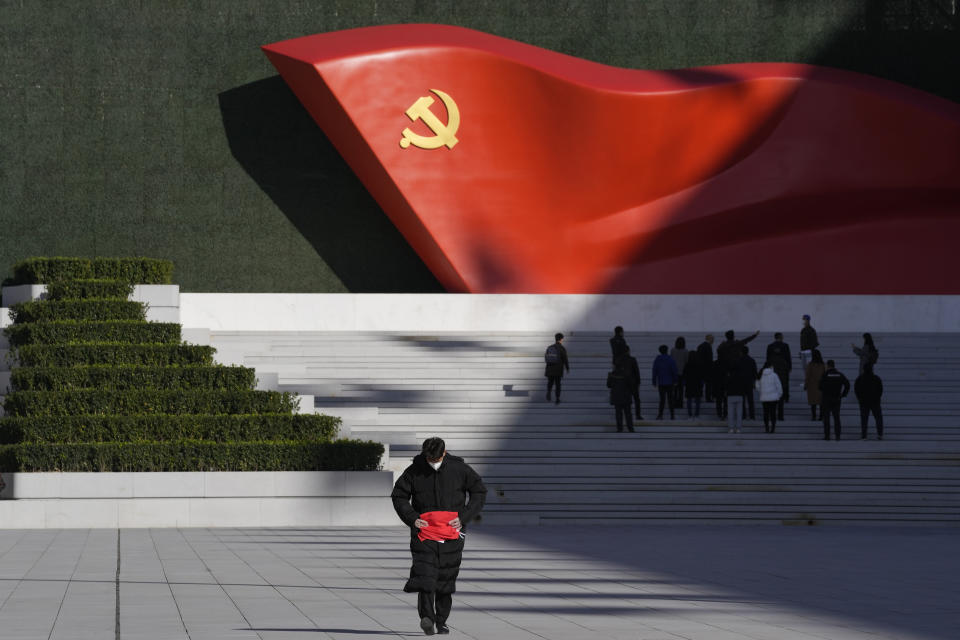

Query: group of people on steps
left=544, top=316, right=885, bottom=440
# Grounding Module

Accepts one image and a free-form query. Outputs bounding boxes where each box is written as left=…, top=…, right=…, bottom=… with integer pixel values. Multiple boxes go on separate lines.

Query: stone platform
left=0, top=525, right=955, bottom=639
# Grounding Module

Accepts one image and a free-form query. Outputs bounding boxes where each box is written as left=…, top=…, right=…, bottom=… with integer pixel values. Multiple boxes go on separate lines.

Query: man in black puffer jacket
left=391, top=437, right=487, bottom=635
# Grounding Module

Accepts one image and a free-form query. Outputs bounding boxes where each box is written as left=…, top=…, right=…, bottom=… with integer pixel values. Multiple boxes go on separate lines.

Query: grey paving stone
left=0, top=525, right=955, bottom=638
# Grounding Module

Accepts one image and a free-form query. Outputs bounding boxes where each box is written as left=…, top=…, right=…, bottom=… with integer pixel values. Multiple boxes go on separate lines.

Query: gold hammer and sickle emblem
left=400, top=89, right=460, bottom=150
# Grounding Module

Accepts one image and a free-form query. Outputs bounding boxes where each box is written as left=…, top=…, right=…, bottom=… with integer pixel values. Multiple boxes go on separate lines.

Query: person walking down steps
left=544, top=332, right=570, bottom=404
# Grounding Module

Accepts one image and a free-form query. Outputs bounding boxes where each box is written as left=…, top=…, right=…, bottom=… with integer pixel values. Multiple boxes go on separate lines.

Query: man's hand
left=448, top=517, right=462, bottom=530
left=414, top=518, right=428, bottom=529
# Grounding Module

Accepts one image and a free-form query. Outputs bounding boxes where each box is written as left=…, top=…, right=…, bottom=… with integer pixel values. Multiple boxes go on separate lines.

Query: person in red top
left=391, top=437, right=487, bottom=635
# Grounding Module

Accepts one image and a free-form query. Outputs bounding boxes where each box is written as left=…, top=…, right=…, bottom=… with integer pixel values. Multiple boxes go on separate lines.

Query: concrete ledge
left=0, top=471, right=395, bottom=528
left=0, top=496, right=395, bottom=528
left=0, top=471, right=393, bottom=499
left=180, top=293, right=960, bottom=333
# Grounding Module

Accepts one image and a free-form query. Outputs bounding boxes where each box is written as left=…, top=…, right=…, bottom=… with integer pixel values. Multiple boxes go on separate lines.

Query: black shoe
left=555, top=397, right=560, bottom=405
left=655, top=414, right=663, bottom=420
left=545, top=393, right=551, bottom=402
left=421, top=616, right=435, bottom=635
left=636, top=414, right=643, bottom=420
left=437, top=623, right=450, bottom=634
left=824, top=437, right=830, bottom=440
left=617, top=429, right=623, bottom=433
left=878, top=435, right=883, bottom=440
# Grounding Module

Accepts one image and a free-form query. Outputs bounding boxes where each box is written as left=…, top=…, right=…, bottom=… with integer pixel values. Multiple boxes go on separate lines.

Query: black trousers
left=822, top=401, right=842, bottom=439
left=657, top=385, right=674, bottom=418
left=859, top=402, right=884, bottom=438
left=546, top=376, right=562, bottom=399
left=418, top=591, right=453, bottom=624
left=615, top=403, right=634, bottom=432
left=762, top=401, right=778, bottom=430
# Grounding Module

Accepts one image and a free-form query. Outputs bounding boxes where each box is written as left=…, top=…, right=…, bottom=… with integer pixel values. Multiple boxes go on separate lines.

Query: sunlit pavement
left=0, top=525, right=955, bottom=639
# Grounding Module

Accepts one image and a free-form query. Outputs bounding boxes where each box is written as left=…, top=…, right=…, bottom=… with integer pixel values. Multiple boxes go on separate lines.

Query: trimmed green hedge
left=0, top=439, right=384, bottom=472
left=11, top=258, right=174, bottom=285
left=4, top=389, right=299, bottom=416
left=10, top=300, right=145, bottom=323
left=10, top=365, right=255, bottom=391
left=5, top=321, right=180, bottom=346
left=15, top=344, right=215, bottom=367
left=46, top=279, right=134, bottom=300
left=0, top=414, right=339, bottom=444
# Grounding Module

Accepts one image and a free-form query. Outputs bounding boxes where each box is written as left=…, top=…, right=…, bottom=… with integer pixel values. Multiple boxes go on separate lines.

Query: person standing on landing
left=608, top=352, right=636, bottom=432
left=651, top=345, right=679, bottom=420
left=757, top=362, right=784, bottom=433
left=855, top=363, right=884, bottom=440
left=670, top=337, right=689, bottom=410
left=544, top=333, right=570, bottom=404
left=391, top=438, right=487, bottom=636
left=805, top=349, right=826, bottom=421
left=819, top=360, right=850, bottom=440
left=609, top=326, right=628, bottom=364
left=800, top=315, right=819, bottom=375
left=696, top=335, right=715, bottom=402
left=766, top=332, right=792, bottom=420
left=851, top=333, right=879, bottom=375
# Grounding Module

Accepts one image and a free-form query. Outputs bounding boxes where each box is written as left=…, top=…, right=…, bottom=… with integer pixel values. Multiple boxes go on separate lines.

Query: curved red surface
left=263, top=24, right=960, bottom=293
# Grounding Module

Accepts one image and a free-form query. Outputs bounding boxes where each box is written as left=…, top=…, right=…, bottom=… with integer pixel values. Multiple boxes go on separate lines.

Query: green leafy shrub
left=0, top=414, right=339, bottom=444
left=0, top=439, right=384, bottom=472
left=14, top=344, right=215, bottom=367
left=11, top=257, right=174, bottom=285
left=4, top=389, right=299, bottom=416
left=46, top=279, right=134, bottom=300
left=10, top=300, right=145, bottom=323
left=5, top=321, right=180, bottom=346
left=10, top=365, right=255, bottom=391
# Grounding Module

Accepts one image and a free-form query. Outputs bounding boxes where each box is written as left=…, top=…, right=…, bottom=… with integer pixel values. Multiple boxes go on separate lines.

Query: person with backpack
left=854, top=363, right=884, bottom=440
left=544, top=333, right=570, bottom=404
left=607, top=352, right=636, bottom=432
left=757, top=362, right=784, bottom=433
left=819, top=359, right=851, bottom=440
left=651, top=345, right=679, bottom=420
left=852, top=333, right=879, bottom=375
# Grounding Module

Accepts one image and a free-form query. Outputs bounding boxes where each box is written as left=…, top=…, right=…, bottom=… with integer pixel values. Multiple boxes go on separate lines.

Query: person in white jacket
left=757, top=363, right=784, bottom=433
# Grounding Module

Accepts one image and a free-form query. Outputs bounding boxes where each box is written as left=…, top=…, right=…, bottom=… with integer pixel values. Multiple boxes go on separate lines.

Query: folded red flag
left=263, top=25, right=960, bottom=294
left=417, top=510, right=462, bottom=543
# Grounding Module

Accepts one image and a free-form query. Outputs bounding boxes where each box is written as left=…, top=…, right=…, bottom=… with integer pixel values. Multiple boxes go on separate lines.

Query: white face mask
left=429, top=460, right=443, bottom=471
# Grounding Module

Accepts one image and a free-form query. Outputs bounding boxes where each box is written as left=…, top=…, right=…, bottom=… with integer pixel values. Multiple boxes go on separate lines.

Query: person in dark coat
left=683, top=349, right=704, bottom=418
left=608, top=353, right=636, bottom=432
left=625, top=346, right=644, bottom=420
left=818, top=360, right=850, bottom=440
left=391, top=438, right=487, bottom=635
left=854, top=363, right=884, bottom=440
left=741, top=346, right=759, bottom=420
left=544, top=332, right=570, bottom=404
left=696, top=334, right=715, bottom=401
left=766, top=332, right=792, bottom=419
left=609, top=326, right=628, bottom=364
left=800, top=314, right=819, bottom=374
left=651, top=344, right=679, bottom=420
left=715, top=330, right=759, bottom=418
left=670, top=336, right=689, bottom=409
left=851, top=332, right=879, bottom=375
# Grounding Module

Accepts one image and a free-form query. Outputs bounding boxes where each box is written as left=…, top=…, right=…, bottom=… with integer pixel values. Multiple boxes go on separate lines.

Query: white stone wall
left=179, top=293, right=960, bottom=333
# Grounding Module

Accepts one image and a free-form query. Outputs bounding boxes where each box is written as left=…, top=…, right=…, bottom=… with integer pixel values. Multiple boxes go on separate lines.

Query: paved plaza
left=0, top=524, right=955, bottom=639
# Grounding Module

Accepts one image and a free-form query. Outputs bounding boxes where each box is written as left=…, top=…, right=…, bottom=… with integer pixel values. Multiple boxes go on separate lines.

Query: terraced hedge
left=0, top=257, right=382, bottom=472
left=10, top=257, right=174, bottom=285
left=10, top=365, right=255, bottom=391
left=0, top=414, right=340, bottom=444
left=5, top=321, right=181, bottom=346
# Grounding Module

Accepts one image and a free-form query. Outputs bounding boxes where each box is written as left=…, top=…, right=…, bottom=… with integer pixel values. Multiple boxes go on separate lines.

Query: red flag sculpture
left=263, top=24, right=960, bottom=293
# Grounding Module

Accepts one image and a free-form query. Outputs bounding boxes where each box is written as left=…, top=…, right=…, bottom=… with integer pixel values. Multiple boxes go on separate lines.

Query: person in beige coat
left=805, top=349, right=826, bottom=421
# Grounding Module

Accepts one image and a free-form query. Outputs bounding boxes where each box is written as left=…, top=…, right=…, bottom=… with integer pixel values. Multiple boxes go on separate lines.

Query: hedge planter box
left=0, top=470, right=396, bottom=528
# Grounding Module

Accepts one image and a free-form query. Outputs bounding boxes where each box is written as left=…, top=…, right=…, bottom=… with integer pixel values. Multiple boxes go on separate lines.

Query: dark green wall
left=1, top=1, right=956, bottom=291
